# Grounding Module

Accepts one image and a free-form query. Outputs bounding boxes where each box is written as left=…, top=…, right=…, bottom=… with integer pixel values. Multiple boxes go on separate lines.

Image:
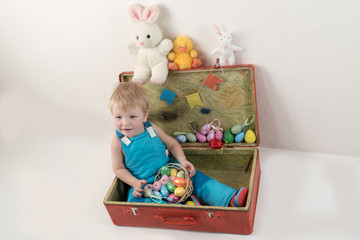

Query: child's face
left=112, top=105, right=149, bottom=138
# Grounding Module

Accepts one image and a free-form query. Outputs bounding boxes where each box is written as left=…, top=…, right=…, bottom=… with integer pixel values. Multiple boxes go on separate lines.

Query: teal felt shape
left=160, top=88, right=176, bottom=106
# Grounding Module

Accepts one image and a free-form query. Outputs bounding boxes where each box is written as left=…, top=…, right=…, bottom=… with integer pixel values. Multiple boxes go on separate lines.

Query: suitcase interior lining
left=105, top=148, right=256, bottom=208
left=120, top=66, right=259, bottom=147
left=185, top=148, right=253, bottom=189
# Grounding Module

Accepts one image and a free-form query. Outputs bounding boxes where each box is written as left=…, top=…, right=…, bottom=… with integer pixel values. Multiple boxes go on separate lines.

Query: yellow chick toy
left=168, top=35, right=202, bottom=70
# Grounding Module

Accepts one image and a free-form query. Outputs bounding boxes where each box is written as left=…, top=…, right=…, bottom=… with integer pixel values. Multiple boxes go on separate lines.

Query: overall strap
left=115, top=129, right=131, bottom=146
left=144, top=121, right=157, bottom=138
left=144, top=121, right=169, bottom=156
left=144, top=121, right=168, bottom=156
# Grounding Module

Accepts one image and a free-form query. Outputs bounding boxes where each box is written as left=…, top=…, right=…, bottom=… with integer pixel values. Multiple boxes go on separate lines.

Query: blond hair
left=109, top=82, right=149, bottom=114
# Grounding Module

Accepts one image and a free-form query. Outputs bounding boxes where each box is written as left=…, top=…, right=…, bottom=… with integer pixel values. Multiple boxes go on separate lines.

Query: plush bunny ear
left=129, top=4, right=144, bottom=23
left=213, top=24, right=222, bottom=36
left=142, top=5, right=159, bottom=24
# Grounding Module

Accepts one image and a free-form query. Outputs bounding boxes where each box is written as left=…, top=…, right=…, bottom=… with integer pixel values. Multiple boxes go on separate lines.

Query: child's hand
left=181, top=161, right=196, bottom=177
left=132, top=179, right=147, bottom=198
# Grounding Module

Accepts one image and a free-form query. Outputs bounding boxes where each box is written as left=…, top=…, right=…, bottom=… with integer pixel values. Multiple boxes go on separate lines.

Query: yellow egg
left=174, top=187, right=185, bottom=197
left=245, top=130, right=256, bottom=144
left=186, top=201, right=195, bottom=205
left=169, top=168, right=178, bottom=177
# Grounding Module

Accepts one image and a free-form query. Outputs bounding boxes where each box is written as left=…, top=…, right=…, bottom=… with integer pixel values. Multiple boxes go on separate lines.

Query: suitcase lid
left=119, top=64, right=259, bottom=148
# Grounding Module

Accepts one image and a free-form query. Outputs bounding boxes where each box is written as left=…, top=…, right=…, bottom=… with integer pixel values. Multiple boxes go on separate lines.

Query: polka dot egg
left=175, top=134, right=187, bottom=143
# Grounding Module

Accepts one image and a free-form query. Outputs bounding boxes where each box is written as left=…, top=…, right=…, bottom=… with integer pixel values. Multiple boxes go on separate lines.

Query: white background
left=1, top=0, right=359, bottom=239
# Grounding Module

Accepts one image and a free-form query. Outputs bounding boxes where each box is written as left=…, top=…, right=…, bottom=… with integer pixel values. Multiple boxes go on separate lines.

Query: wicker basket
left=154, top=163, right=193, bottom=203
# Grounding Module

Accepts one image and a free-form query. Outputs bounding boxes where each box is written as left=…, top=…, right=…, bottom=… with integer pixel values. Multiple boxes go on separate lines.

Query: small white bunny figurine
left=210, top=24, right=243, bottom=66
left=128, top=4, right=173, bottom=85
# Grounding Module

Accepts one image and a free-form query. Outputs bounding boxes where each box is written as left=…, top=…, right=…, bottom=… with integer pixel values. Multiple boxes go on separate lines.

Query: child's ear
left=144, top=109, right=150, bottom=121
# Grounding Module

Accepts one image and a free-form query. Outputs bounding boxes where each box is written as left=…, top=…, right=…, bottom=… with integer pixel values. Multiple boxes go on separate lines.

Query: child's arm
left=152, top=123, right=196, bottom=177
left=111, top=134, right=147, bottom=197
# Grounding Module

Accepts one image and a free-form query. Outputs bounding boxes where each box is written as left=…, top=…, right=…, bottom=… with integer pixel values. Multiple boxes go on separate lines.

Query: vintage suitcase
left=104, top=65, right=261, bottom=234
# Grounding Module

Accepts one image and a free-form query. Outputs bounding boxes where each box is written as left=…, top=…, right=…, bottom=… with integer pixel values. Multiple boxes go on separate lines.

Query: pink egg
left=168, top=193, right=179, bottom=203
left=215, top=131, right=223, bottom=141
left=200, top=123, right=211, bottom=135
left=207, top=130, right=215, bottom=142
left=196, top=132, right=207, bottom=143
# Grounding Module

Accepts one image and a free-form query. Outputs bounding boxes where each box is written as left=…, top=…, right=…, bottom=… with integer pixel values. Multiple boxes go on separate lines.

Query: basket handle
left=155, top=215, right=198, bottom=226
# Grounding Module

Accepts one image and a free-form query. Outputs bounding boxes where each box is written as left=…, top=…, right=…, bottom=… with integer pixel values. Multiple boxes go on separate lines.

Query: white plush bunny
left=210, top=24, right=243, bottom=66
left=128, top=4, right=173, bottom=85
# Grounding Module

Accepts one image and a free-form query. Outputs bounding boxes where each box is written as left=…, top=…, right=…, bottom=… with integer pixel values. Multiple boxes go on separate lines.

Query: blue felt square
left=160, top=88, right=176, bottom=106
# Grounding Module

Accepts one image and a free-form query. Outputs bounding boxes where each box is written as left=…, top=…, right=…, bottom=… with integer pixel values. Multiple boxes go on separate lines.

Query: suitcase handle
left=156, top=215, right=198, bottom=226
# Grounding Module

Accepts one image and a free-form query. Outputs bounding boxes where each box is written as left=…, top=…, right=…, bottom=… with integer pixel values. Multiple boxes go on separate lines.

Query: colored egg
left=169, top=168, right=178, bottom=177
left=186, top=201, right=196, bottom=205
left=215, top=131, right=223, bottom=141
left=152, top=190, right=162, bottom=198
left=207, top=129, right=215, bottom=142
left=173, top=177, right=187, bottom=188
left=196, top=132, right=207, bottom=143
left=168, top=193, right=179, bottom=203
left=173, top=131, right=186, bottom=136
left=200, top=123, right=211, bottom=135
left=209, top=139, right=223, bottom=149
left=160, top=166, right=170, bottom=176
left=175, top=134, right=187, bottom=143
left=231, top=124, right=243, bottom=135
left=186, top=133, right=197, bottom=142
left=223, top=129, right=235, bottom=143
left=174, top=187, right=185, bottom=197
left=177, top=170, right=185, bottom=179
left=166, top=181, right=176, bottom=192
left=160, top=185, right=169, bottom=197
left=143, top=188, right=152, bottom=198
left=235, top=131, right=245, bottom=143
left=245, top=130, right=256, bottom=144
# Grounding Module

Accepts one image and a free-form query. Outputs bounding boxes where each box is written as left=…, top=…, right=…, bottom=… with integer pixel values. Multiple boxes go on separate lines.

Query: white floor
left=1, top=135, right=359, bottom=240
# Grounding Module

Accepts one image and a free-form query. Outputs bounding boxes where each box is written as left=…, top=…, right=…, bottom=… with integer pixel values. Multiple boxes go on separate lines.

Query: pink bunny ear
left=213, top=24, right=222, bottom=36
left=129, top=4, right=143, bottom=23
left=159, top=175, right=169, bottom=184
left=152, top=181, right=161, bottom=191
left=143, top=5, right=159, bottom=23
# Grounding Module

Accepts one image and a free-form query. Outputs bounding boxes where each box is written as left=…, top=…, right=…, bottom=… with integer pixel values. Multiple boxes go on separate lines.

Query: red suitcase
left=104, top=65, right=261, bottom=234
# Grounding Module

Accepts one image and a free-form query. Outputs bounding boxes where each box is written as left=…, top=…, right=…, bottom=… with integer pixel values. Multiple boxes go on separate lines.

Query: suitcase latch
left=124, top=207, right=140, bottom=216
left=206, top=211, right=224, bottom=220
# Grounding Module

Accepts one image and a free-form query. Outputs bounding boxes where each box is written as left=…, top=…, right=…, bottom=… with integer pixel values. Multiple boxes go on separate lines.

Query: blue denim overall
left=115, top=121, right=236, bottom=206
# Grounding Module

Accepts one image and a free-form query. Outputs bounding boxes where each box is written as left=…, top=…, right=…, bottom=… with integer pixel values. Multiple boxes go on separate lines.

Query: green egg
left=173, top=132, right=187, bottom=136
left=223, top=129, right=235, bottom=143
left=231, top=124, right=243, bottom=135
left=166, top=181, right=176, bottom=192
left=143, top=188, right=152, bottom=198
left=160, top=166, right=170, bottom=176
left=185, top=133, right=197, bottom=142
